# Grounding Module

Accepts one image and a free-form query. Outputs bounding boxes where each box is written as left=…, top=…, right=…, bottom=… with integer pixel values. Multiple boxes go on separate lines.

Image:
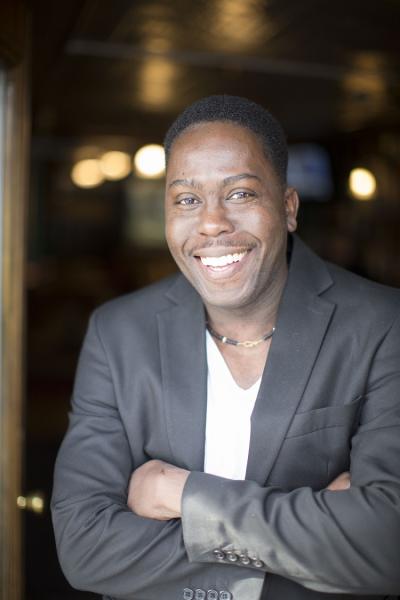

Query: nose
left=197, top=201, right=235, bottom=237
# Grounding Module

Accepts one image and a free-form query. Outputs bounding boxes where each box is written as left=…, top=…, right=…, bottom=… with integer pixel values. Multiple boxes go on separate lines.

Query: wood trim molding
left=0, top=6, right=30, bottom=599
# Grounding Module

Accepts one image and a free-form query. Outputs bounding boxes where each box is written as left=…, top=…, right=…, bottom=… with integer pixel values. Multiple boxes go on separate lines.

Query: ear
left=284, top=187, right=299, bottom=233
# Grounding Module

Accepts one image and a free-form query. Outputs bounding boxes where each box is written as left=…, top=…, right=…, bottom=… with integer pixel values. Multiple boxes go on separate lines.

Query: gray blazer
left=52, top=236, right=400, bottom=600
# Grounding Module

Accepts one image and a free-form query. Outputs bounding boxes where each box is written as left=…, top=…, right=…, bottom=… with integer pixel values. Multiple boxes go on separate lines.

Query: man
left=52, top=95, right=400, bottom=600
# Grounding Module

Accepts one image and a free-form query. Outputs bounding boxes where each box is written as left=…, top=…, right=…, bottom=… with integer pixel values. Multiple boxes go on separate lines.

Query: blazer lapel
left=157, top=276, right=208, bottom=471
left=246, top=237, right=336, bottom=485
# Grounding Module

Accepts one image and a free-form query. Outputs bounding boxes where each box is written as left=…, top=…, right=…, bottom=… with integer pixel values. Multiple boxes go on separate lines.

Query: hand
left=127, top=459, right=190, bottom=520
left=326, top=471, right=351, bottom=491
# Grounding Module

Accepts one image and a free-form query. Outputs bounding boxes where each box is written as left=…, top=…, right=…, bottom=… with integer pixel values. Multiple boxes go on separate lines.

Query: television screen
left=287, top=144, right=333, bottom=201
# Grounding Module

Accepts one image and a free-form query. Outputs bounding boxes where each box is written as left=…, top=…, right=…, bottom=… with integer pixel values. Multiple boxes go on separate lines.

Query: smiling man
left=52, top=96, right=400, bottom=600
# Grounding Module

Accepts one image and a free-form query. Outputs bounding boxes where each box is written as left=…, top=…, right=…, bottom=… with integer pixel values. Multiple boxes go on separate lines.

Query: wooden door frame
left=0, top=3, right=30, bottom=599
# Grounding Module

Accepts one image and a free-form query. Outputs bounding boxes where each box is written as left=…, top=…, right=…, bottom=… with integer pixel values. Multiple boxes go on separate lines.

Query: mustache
left=189, top=239, right=255, bottom=255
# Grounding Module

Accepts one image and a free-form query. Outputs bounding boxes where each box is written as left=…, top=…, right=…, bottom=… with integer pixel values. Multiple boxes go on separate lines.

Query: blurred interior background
left=1, top=0, right=400, bottom=598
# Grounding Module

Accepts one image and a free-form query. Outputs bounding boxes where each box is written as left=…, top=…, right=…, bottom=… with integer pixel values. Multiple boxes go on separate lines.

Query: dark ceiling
left=30, top=0, right=400, bottom=148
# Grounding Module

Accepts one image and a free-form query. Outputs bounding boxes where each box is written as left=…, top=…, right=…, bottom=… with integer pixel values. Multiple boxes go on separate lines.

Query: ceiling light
left=71, top=159, right=105, bottom=188
left=137, top=59, right=179, bottom=109
left=134, top=144, right=165, bottom=178
left=349, top=168, right=376, bottom=200
left=99, top=151, right=131, bottom=180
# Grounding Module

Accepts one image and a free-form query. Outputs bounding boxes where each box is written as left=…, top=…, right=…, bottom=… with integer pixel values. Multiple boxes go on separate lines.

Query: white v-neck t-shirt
left=204, top=331, right=261, bottom=480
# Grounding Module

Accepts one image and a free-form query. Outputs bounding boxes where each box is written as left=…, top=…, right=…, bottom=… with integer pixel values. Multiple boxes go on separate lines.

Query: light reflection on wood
left=0, top=3, right=30, bottom=599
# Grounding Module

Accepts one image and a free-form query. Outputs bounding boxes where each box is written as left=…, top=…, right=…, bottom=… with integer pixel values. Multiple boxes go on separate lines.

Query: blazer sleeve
left=51, top=311, right=264, bottom=599
left=181, top=313, right=400, bottom=596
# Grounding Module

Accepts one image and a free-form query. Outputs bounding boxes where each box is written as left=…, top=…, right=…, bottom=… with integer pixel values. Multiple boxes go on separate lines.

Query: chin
left=198, top=285, right=254, bottom=311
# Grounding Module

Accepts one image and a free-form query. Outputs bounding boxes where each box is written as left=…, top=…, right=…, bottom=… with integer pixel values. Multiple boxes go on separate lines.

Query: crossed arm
left=127, top=460, right=351, bottom=520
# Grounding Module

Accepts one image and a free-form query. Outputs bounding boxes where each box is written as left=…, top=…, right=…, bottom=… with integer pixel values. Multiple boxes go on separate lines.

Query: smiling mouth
left=199, top=251, right=248, bottom=268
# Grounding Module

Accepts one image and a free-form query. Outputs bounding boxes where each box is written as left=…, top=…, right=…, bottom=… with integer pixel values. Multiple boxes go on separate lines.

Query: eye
left=228, top=190, right=256, bottom=203
left=176, top=196, right=201, bottom=207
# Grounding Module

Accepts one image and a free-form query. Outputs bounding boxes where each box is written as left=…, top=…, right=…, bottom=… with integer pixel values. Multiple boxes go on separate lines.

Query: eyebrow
left=222, top=173, right=261, bottom=186
left=168, top=173, right=261, bottom=190
left=168, top=178, right=201, bottom=190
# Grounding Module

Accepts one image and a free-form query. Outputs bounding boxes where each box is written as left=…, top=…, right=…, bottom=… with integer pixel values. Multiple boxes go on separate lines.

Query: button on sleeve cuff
left=181, top=471, right=265, bottom=571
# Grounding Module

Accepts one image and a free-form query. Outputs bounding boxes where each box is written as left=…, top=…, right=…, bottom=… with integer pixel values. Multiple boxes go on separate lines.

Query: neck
left=205, top=263, right=287, bottom=341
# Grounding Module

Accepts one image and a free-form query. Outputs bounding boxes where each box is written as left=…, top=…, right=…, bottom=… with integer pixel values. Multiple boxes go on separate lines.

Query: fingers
left=326, top=471, right=351, bottom=491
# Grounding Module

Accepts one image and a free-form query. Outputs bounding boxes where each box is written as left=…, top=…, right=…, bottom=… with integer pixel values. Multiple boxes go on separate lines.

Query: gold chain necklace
left=207, top=323, right=275, bottom=348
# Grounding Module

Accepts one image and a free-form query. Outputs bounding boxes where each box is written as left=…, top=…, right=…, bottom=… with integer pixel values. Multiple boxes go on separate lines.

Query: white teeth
left=200, top=251, right=247, bottom=267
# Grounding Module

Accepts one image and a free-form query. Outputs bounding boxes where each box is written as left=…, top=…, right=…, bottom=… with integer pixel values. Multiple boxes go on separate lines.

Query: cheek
left=246, top=209, right=285, bottom=239
left=165, top=217, right=188, bottom=256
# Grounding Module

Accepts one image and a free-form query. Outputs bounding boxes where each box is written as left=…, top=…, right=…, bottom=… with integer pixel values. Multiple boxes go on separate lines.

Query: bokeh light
left=349, top=168, right=377, bottom=200
left=99, top=151, right=131, bottom=180
left=71, top=159, right=105, bottom=188
left=134, top=144, right=165, bottom=178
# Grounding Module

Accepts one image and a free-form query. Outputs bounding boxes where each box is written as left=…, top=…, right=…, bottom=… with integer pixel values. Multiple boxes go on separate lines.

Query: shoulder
left=325, top=261, right=400, bottom=317
left=291, top=234, right=400, bottom=326
left=90, top=273, right=185, bottom=335
left=84, top=272, right=201, bottom=365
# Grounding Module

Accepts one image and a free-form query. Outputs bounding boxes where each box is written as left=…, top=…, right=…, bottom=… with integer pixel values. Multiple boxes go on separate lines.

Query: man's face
left=165, top=121, right=298, bottom=312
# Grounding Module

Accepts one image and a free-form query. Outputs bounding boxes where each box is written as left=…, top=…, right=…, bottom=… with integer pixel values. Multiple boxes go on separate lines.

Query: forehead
left=167, top=121, right=271, bottom=177
left=170, top=120, right=263, bottom=155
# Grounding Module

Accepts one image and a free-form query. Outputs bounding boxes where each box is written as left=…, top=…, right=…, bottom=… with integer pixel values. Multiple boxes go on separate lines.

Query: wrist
left=160, top=466, right=190, bottom=518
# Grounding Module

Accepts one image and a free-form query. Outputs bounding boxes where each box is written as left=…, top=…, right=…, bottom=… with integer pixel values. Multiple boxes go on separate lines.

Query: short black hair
left=164, top=94, right=288, bottom=185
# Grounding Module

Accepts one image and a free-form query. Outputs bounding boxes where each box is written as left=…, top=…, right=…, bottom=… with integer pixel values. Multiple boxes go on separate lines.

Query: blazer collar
left=158, top=235, right=336, bottom=480
left=158, top=275, right=208, bottom=471
left=246, top=235, right=335, bottom=484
